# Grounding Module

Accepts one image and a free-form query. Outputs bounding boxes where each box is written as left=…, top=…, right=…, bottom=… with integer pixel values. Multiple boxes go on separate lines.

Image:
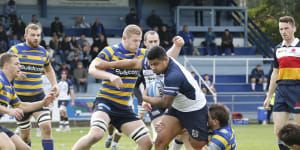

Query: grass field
left=22, top=124, right=278, bottom=150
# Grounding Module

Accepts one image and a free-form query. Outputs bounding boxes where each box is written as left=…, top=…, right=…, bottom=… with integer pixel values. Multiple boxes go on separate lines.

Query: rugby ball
left=147, top=81, right=164, bottom=97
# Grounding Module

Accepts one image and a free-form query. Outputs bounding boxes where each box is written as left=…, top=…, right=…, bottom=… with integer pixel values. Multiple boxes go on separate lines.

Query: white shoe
left=64, top=128, right=71, bottom=132
left=111, top=145, right=118, bottom=150
left=56, top=128, right=63, bottom=132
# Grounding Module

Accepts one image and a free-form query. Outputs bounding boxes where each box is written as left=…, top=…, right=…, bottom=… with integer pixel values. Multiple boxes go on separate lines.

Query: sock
left=151, top=123, right=157, bottom=142
left=107, top=135, right=113, bottom=140
left=263, top=82, right=267, bottom=91
left=28, top=141, right=31, bottom=147
left=42, top=139, right=54, bottom=150
left=171, top=139, right=183, bottom=150
left=251, top=83, right=255, bottom=90
left=59, top=116, right=64, bottom=129
left=112, top=141, right=118, bottom=147
left=64, top=117, right=70, bottom=129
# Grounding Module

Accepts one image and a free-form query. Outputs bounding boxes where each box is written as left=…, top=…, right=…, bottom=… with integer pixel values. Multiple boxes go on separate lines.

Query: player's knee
left=20, top=134, right=31, bottom=144
left=37, top=112, right=51, bottom=127
left=40, top=123, right=52, bottom=136
left=251, top=78, right=256, bottom=82
left=90, top=118, right=108, bottom=133
left=88, top=130, right=104, bottom=143
left=190, top=140, right=207, bottom=150
left=155, top=135, right=168, bottom=148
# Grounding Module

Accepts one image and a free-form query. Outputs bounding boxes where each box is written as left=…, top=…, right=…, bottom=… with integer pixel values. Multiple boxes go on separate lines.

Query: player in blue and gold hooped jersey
left=8, top=24, right=59, bottom=150
left=72, top=24, right=153, bottom=150
left=0, top=53, right=55, bottom=150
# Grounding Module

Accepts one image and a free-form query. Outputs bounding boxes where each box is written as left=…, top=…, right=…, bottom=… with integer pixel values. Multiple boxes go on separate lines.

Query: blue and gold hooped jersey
left=205, top=125, right=236, bottom=150
left=96, top=43, right=147, bottom=106
left=0, top=71, right=21, bottom=118
left=8, top=42, right=50, bottom=96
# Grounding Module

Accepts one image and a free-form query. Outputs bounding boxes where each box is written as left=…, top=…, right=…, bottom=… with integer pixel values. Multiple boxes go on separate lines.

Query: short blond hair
left=123, top=24, right=142, bottom=38
left=0, top=53, right=18, bottom=69
left=25, top=23, right=41, bottom=35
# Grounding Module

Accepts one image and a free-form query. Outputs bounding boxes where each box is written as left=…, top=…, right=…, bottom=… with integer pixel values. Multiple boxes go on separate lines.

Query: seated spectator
left=92, top=33, right=107, bottom=51
left=70, top=35, right=79, bottom=51
left=221, top=29, right=234, bottom=55
left=73, top=62, right=88, bottom=93
left=9, top=34, right=20, bottom=48
left=250, top=64, right=267, bottom=91
left=46, top=45, right=54, bottom=59
left=146, top=10, right=163, bottom=28
left=81, top=45, right=91, bottom=68
left=191, top=71, right=200, bottom=85
left=59, top=63, right=70, bottom=77
left=0, top=26, right=8, bottom=53
left=59, top=35, right=71, bottom=62
left=70, top=54, right=81, bottom=71
left=49, top=34, right=59, bottom=51
left=77, top=34, right=87, bottom=50
left=51, top=16, right=64, bottom=38
left=29, top=14, right=42, bottom=28
left=91, top=18, right=106, bottom=40
left=179, top=25, right=194, bottom=55
left=159, top=24, right=172, bottom=49
left=202, top=74, right=216, bottom=94
left=125, top=8, right=139, bottom=25
left=90, top=45, right=100, bottom=60
left=12, top=18, right=25, bottom=40
left=50, top=57, right=60, bottom=74
left=201, top=27, right=217, bottom=55
left=4, top=0, right=16, bottom=24
left=278, top=123, right=300, bottom=150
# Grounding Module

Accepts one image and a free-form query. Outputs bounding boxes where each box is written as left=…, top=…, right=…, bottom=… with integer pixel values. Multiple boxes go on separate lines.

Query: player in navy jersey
left=97, top=46, right=208, bottom=149
left=0, top=53, right=55, bottom=150
left=264, top=16, right=300, bottom=150
left=8, top=23, right=59, bottom=150
left=56, top=71, right=75, bottom=132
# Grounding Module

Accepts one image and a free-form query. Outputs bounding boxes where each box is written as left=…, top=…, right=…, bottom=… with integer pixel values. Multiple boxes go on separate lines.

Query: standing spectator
left=221, top=29, right=234, bottom=55
left=125, top=8, right=139, bottom=25
left=159, top=24, right=172, bottom=49
left=146, top=10, right=163, bottom=29
left=73, top=62, right=88, bottom=93
left=50, top=17, right=63, bottom=38
left=202, top=27, right=217, bottom=55
left=12, top=18, right=26, bottom=40
left=202, top=74, right=216, bottom=94
left=179, top=25, right=194, bottom=55
left=29, top=14, right=42, bottom=29
left=92, top=33, right=107, bottom=51
left=9, top=34, right=20, bottom=48
left=250, top=64, right=268, bottom=91
left=91, top=18, right=106, bottom=40
left=0, top=26, right=8, bottom=53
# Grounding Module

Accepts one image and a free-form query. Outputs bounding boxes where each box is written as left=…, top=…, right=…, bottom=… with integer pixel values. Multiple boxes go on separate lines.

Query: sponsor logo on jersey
left=114, top=68, right=139, bottom=77
left=21, top=64, right=43, bottom=73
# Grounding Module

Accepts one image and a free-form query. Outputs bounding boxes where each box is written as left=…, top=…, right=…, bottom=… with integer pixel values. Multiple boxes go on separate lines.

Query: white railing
left=183, top=57, right=274, bottom=84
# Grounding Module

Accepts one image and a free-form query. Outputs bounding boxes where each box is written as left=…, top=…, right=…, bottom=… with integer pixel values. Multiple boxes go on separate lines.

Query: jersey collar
left=281, top=38, right=299, bottom=47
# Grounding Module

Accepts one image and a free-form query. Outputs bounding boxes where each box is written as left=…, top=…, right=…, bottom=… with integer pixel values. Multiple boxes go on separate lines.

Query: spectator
left=29, top=14, right=42, bottom=29
left=202, top=27, right=217, bottom=55
left=0, top=26, right=8, bottom=53
left=70, top=54, right=81, bottom=71
left=72, top=16, right=90, bottom=29
left=125, top=8, right=139, bottom=25
left=250, top=64, right=267, bottom=91
left=73, top=62, right=88, bottom=93
left=59, top=35, right=71, bottom=61
left=202, top=74, right=216, bottom=95
left=92, top=33, right=108, bottom=51
left=77, top=34, right=87, bottom=50
left=81, top=45, right=91, bottom=68
left=49, top=34, right=60, bottom=59
left=9, top=34, right=20, bottom=48
left=46, top=45, right=55, bottom=59
left=146, top=10, right=163, bottom=28
left=51, top=16, right=64, bottom=38
left=191, top=71, right=200, bottom=85
left=4, top=0, right=16, bottom=24
left=278, top=123, right=300, bottom=150
left=12, top=18, right=25, bottom=39
left=70, top=35, right=79, bottom=51
left=159, top=25, right=172, bottom=49
left=90, top=45, right=100, bottom=60
left=91, top=18, right=106, bottom=40
left=221, top=29, right=234, bottom=55
left=179, top=25, right=194, bottom=55
left=50, top=57, right=61, bottom=74
left=59, top=63, right=70, bottom=77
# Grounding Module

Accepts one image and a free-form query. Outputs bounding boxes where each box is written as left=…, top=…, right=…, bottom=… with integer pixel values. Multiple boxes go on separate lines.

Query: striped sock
left=42, top=139, right=53, bottom=150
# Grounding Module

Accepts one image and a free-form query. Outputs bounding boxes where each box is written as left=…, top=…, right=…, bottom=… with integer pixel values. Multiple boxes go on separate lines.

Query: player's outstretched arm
left=89, top=59, right=123, bottom=89
left=95, top=59, right=143, bottom=70
left=264, top=68, right=278, bottom=110
left=166, top=36, right=184, bottom=59
left=17, top=92, right=55, bottom=113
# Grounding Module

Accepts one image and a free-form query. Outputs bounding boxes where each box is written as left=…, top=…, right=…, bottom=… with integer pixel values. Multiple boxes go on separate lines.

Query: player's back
left=206, top=125, right=236, bottom=150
